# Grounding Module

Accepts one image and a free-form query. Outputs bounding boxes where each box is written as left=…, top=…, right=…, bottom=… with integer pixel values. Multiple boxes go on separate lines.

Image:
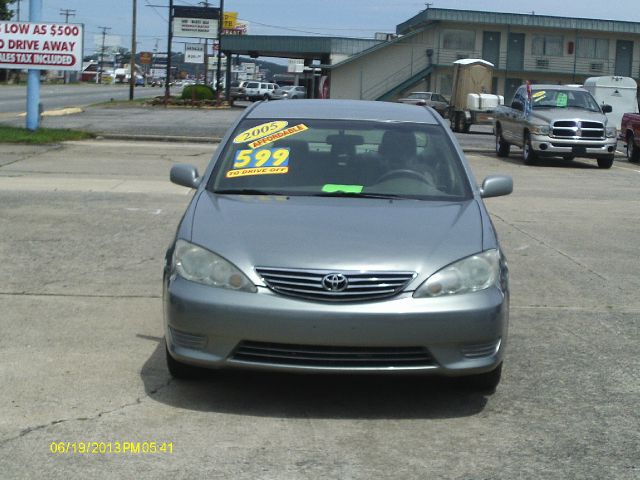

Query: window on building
left=439, top=74, right=453, bottom=96
left=531, top=35, right=563, bottom=56
left=576, top=38, right=609, bottom=59
left=441, top=30, right=476, bottom=51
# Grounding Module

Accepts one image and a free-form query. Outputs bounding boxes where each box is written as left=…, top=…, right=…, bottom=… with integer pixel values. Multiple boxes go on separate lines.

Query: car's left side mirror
left=170, top=163, right=201, bottom=189
left=480, top=175, right=513, bottom=198
left=602, top=104, right=612, bottom=113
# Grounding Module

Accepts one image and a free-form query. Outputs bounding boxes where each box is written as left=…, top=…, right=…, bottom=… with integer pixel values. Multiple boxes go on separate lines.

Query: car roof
left=246, top=99, right=440, bottom=124
left=528, top=84, right=588, bottom=92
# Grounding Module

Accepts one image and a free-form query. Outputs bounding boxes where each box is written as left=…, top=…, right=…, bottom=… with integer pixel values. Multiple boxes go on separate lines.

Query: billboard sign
left=172, top=6, right=220, bottom=39
left=184, top=44, right=205, bottom=64
left=0, top=21, right=84, bottom=71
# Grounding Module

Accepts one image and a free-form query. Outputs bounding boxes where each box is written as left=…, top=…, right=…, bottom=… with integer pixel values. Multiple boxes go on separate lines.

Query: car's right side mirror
left=480, top=175, right=513, bottom=198
left=602, top=104, right=613, bottom=113
left=170, top=164, right=201, bottom=189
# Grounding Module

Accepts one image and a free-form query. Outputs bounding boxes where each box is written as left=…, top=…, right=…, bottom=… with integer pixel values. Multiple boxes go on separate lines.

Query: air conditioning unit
left=536, top=59, right=549, bottom=69
left=590, top=63, right=604, bottom=72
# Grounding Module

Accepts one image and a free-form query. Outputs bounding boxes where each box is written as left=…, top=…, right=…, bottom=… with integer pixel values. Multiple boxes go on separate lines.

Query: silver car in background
left=271, top=85, right=307, bottom=100
left=165, top=100, right=513, bottom=391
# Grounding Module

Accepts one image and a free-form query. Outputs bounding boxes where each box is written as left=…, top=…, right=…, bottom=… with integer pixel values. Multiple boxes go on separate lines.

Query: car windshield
left=408, top=93, right=428, bottom=99
left=531, top=89, right=600, bottom=111
left=209, top=119, right=471, bottom=201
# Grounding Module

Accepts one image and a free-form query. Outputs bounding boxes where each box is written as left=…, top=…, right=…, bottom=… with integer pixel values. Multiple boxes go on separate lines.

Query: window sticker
left=556, top=93, right=568, bottom=107
left=532, top=90, right=546, bottom=100
left=233, top=121, right=289, bottom=144
left=248, top=124, right=308, bottom=149
left=226, top=147, right=290, bottom=178
left=322, top=184, right=364, bottom=194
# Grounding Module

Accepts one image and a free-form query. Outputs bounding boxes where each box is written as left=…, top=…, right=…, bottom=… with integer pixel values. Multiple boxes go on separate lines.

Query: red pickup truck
left=621, top=113, right=640, bottom=162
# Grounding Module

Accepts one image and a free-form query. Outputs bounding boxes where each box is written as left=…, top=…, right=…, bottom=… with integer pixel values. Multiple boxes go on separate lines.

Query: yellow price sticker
left=233, top=121, right=289, bottom=144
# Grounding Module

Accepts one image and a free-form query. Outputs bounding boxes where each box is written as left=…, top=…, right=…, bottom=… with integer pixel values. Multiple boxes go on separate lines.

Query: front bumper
left=163, top=274, right=509, bottom=376
left=531, top=135, right=617, bottom=158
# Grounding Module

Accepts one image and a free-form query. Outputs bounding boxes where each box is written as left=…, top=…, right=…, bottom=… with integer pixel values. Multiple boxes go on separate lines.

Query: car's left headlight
left=605, top=127, right=617, bottom=138
left=172, top=239, right=257, bottom=292
left=530, top=125, right=551, bottom=135
left=413, top=250, right=501, bottom=298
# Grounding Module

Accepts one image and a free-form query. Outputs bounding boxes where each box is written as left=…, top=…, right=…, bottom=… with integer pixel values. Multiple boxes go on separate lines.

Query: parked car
left=244, top=81, right=279, bottom=101
left=397, top=91, right=449, bottom=117
left=229, top=80, right=248, bottom=100
left=621, top=112, right=640, bottom=162
left=271, top=85, right=307, bottom=100
left=164, top=99, right=513, bottom=391
left=494, top=84, right=617, bottom=168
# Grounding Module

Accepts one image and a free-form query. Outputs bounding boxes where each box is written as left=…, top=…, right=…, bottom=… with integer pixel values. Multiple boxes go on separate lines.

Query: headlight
left=413, top=250, right=501, bottom=298
left=172, top=239, right=256, bottom=292
left=530, top=125, right=550, bottom=135
left=605, top=127, right=617, bottom=138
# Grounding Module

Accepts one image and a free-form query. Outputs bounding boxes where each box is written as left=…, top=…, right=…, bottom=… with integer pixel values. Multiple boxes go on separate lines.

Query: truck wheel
left=522, top=132, right=537, bottom=165
left=627, top=134, right=640, bottom=163
left=597, top=156, right=614, bottom=169
left=495, top=127, right=510, bottom=157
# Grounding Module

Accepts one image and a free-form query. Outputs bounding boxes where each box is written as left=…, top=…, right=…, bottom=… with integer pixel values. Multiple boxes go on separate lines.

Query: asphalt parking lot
left=0, top=139, right=639, bottom=479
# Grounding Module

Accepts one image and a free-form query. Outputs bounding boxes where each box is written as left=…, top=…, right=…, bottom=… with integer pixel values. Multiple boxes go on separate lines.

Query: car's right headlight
left=530, top=125, right=551, bottom=135
left=413, top=250, right=501, bottom=298
left=172, top=239, right=256, bottom=292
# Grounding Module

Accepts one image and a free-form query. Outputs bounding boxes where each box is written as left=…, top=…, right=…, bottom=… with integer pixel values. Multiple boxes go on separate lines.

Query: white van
left=244, top=82, right=279, bottom=101
left=583, top=76, right=639, bottom=132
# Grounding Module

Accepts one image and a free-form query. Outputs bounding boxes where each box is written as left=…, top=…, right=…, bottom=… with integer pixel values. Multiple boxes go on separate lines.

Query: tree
left=1, top=0, right=17, bottom=21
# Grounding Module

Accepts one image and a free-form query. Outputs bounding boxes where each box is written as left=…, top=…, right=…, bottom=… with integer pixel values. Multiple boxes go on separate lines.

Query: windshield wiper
left=310, top=191, right=406, bottom=200
left=214, top=188, right=284, bottom=195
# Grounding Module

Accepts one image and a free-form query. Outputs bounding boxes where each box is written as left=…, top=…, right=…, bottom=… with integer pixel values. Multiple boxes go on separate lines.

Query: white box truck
left=583, top=76, right=638, bottom=132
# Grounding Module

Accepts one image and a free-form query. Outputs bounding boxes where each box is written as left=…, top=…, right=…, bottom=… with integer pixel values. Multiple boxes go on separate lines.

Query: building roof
left=219, top=35, right=381, bottom=60
left=397, top=7, right=640, bottom=36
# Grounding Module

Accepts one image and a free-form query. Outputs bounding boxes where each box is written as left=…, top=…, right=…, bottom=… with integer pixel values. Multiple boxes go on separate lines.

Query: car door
left=503, top=87, right=526, bottom=145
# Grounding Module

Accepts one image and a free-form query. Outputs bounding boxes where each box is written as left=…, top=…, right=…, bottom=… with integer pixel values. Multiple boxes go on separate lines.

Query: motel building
left=221, top=8, right=640, bottom=103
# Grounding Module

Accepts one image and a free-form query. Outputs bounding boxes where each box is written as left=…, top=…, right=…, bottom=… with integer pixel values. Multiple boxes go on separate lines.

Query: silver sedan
left=164, top=99, right=512, bottom=391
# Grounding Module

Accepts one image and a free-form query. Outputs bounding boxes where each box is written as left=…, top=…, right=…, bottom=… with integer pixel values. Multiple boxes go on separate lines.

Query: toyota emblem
left=321, top=273, right=349, bottom=292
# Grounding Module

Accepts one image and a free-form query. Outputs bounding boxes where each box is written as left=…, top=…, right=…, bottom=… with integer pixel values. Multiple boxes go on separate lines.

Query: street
left=0, top=139, right=638, bottom=478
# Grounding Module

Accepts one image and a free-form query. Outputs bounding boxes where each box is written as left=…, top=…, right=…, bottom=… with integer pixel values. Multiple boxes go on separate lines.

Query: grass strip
left=0, top=126, right=94, bottom=144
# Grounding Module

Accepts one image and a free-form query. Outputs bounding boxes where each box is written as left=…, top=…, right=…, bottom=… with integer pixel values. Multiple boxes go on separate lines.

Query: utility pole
left=129, top=0, right=137, bottom=100
left=165, top=0, right=174, bottom=103
left=59, top=9, right=76, bottom=84
left=97, top=26, right=111, bottom=84
left=216, top=0, right=224, bottom=101
left=199, top=1, right=210, bottom=85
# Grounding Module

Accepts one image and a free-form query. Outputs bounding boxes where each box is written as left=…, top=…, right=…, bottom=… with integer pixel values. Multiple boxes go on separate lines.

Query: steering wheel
left=376, top=169, right=433, bottom=184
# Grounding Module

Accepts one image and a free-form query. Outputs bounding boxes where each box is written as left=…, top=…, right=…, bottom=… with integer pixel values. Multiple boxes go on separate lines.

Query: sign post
left=27, top=0, right=42, bottom=131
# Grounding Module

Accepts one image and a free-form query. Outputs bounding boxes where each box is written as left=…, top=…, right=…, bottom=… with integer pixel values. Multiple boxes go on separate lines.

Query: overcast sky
left=12, top=0, right=639, bottom=55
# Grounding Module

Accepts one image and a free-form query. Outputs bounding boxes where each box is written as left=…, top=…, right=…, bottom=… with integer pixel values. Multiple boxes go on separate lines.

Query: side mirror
left=512, top=100, right=524, bottom=111
left=416, top=100, right=427, bottom=106
left=480, top=175, right=513, bottom=198
left=170, top=163, right=201, bottom=189
left=602, top=104, right=612, bottom=113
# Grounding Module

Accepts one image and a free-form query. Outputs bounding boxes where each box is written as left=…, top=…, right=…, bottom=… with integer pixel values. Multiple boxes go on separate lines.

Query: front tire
left=597, top=155, right=614, bottom=169
left=463, top=363, right=503, bottom=393
left=627, top=134, right=640, bottom=163
left=495, top=126, right=510, bottom=157
left=522, top=132, right=537, bottom=165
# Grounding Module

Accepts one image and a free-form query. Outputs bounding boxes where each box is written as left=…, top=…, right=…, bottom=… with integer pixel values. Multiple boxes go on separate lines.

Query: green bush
left=181, top=84, right=215, bottom=101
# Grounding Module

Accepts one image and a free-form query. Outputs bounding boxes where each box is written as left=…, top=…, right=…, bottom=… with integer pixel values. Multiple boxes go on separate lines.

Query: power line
left=97, top=26, right=111, bottom=84
left=59, top=8, right=76, bottom=23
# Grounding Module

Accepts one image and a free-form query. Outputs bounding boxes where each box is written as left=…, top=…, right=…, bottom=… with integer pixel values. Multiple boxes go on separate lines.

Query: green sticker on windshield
left=322, top=184, right=363, bottom=194
left=556, top=93, right=568, bottom=107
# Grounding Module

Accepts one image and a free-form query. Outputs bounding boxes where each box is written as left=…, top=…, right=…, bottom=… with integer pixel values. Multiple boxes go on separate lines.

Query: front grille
left=232, top=341, right=434, bottom=368
left=552, top=120, right=604, bottom=140
left=256, top=267, right=415, bottom=301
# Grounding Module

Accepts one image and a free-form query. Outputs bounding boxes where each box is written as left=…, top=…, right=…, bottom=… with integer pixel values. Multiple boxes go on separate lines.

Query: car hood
left=190, top=192, right=484, bottom=287
left=531, top=108, right=607, bottom=125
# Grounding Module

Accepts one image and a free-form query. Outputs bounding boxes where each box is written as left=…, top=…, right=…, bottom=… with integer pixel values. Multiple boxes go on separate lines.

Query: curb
left=97, top=134, right=222, bottom=143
